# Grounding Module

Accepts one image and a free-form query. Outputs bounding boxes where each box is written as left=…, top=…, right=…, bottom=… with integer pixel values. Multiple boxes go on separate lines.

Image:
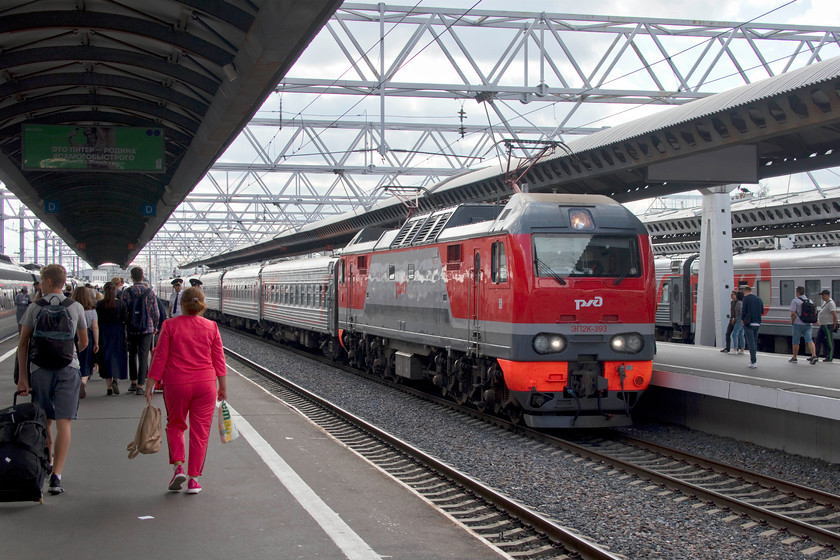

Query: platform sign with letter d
left=45, top=200, right=60, bottom=213
left=142, top=203, right=155, bottom=217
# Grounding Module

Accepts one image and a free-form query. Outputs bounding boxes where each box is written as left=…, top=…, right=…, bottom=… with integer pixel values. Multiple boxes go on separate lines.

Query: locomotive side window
left=389, top=265, right=395, bottom=280
left=533, top=234, right=640, bottom=278
left=357, top=256, right=367, bottom=274
left=340, top=259, right=345, bottom=284
left=408, top=264, right=415, bottom=280
left=660, top=283, right=670, bottom=304
left=491, top=241, right=508, bottom=283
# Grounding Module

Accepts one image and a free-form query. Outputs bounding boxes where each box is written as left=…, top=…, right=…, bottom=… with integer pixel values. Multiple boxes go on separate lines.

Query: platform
left=644, top=342, right=840, bottom=462
left=0, top=335, right=506, bottom=560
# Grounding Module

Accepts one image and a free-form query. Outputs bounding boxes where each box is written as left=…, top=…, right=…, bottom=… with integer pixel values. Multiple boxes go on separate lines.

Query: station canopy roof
left=0, top=0, right=341, bottom=267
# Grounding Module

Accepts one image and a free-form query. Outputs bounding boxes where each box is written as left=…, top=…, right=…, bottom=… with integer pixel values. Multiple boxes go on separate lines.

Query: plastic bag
left=217, top=400, right=239, bottom=444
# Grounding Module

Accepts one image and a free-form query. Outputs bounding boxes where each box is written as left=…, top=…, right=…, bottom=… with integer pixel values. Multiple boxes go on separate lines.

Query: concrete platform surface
left=0, top=335, right=505, bottom=560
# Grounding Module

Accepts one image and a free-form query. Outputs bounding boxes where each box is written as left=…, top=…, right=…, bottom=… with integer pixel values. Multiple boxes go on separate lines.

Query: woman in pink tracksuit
left=145, top=286, right=227, bottom=495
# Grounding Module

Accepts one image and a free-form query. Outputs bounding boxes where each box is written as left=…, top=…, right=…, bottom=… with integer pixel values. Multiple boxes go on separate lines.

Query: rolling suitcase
left=0, top=392, right=50, bottom=503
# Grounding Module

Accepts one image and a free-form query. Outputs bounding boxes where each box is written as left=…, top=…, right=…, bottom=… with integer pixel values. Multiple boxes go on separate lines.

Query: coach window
left=832, top=280, right=840, bottom=301
left=491, top=241, right=507, bottom=283
left=389, top=264, right=395, bottom=280
left=805, top=280, right=821, bottom=303
left=756, top=280, right=771, bottom=305
left=779, top=280, right=794, bottom=306
left=408, top=264, right=415, bottom=280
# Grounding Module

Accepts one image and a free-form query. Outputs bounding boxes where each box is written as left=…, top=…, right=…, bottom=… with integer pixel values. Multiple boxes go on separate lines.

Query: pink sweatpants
left=163, top=380, right=217, bottom=477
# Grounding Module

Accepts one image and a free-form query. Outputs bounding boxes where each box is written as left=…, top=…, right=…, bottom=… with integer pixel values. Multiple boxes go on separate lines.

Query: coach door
left=668, top=278, right=683, bottom=325
left=469, top=250, right=482, bottom=355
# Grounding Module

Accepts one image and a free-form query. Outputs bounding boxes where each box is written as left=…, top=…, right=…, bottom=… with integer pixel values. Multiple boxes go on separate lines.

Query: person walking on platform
left=122, top=267, right=160, bottom=396
left=145, top=286, right=227, bottom=495
left=169, top=278, right=184, bottom=317
left=789, top=286, right=819, bottom=365
left=741, top=285, right=763, bottom=369
left=816, top=289, right=838, bottom=362
left=14, top=286, right=31, bottom=334
left=720, top=290, right=738, bottom=353
left=71, top=286, right=99, bottom=399
left=96, top=281, right=128, bottom=395
left=16, top=264, right=88, bottom=495
left=730, top=291, right=746, bottom=355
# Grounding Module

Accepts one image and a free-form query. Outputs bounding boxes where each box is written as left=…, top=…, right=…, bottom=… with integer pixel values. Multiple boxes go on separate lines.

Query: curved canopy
left=0, top=0, right=341, bottom=267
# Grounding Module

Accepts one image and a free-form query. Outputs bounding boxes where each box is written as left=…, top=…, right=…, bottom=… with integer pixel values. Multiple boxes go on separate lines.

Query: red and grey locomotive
left=167, top=192, right=656, bottom=428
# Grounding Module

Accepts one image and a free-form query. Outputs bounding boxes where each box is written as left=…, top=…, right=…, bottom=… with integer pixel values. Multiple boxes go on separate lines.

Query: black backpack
left=799, top=297, right=818, bottom=324
left=127, top=287, right=151, bottom=334
left=29, top=296, right=77, bottom=369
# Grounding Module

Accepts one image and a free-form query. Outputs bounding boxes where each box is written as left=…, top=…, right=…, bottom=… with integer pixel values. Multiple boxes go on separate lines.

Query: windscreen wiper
left=535, top=257, right=567, bottom=285
left=613, top=270, right=629, bottom=286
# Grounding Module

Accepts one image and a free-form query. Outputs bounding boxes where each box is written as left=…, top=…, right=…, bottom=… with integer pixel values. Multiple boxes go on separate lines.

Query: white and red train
left=655, top=247, right=840, bottom=354
left=160, top=193, right=657, bottom=428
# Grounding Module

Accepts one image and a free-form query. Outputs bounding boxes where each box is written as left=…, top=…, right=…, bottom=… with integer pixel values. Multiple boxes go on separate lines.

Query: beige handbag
left=126, top=403, right=162, bottom=459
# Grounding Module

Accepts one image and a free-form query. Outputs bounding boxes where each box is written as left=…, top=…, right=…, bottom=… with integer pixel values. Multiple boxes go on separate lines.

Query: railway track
left=224, top=329, right=840, bottom=556
left=224, top=347, right=624, bottom=560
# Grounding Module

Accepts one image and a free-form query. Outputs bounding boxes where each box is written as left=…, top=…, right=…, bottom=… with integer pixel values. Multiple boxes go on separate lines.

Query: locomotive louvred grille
left=392, top=217, right=427, bottom=247
left=414, top=211, right=453, bottom=245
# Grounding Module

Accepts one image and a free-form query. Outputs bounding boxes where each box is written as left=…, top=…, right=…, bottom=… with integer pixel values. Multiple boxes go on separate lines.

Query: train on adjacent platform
left=0, top=256, right=40, bottom=339
left=655, top=246, right=840, bottom=354
left=160, top=193, right=657, bottom=428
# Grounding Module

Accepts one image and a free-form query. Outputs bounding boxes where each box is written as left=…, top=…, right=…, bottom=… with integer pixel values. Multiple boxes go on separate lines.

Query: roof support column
left=18, top=207, right=24, bottom=263
left=695, top=185, right=737, bottom=347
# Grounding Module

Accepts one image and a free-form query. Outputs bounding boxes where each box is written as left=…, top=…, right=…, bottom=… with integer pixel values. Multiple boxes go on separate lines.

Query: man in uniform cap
left=189, top=278, right=203, bottom=287
left=169, top=278, right=184, bottom=318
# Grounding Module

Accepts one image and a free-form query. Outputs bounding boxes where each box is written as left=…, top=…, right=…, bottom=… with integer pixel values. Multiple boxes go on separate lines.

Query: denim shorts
left=29, top=365, right=81, bottom=420
left=792, top=323, right=814, bottom=344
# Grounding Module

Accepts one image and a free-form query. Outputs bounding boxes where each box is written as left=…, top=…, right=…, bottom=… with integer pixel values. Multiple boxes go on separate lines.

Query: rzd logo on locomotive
left=574, top=296, right=603, bottom=310
left=395, top=280, right=408, bottom=298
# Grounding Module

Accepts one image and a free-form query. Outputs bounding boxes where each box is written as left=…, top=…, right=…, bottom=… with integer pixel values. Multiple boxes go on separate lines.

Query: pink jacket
left=147, top=315, right=226, bottom=385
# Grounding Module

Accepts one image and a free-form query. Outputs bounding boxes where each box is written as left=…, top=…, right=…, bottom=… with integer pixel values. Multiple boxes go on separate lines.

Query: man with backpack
left=121, top=267, right=160, bottom=396
left=16, top=264, right=88, bottom=495
left=789, top=286, right=819, bottom=365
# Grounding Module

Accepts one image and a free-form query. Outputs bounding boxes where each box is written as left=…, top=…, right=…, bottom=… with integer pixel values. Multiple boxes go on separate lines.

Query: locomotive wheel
left=505, top=405, right=523, bottom=425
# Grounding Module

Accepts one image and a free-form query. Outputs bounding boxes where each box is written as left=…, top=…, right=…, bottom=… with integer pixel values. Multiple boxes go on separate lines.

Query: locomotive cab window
left=491, top=241, right=507, bottom=283
left=533, top=234, right=640, bottom=278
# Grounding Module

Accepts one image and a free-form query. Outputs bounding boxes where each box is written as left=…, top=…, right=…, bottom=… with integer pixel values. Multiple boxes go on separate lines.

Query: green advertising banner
left=22, top=125, right=165, bottom=172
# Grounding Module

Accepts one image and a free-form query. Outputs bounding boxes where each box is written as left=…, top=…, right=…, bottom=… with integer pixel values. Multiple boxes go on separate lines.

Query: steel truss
left=10, top=6, right=840, bottom=273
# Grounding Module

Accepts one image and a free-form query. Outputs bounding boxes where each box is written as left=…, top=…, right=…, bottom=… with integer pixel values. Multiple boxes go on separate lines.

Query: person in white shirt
left=169, top=278, right=184, bottom=318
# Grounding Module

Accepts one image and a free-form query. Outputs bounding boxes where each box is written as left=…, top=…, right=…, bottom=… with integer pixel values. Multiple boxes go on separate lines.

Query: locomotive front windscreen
left=533, top=235, right=641, bottom=278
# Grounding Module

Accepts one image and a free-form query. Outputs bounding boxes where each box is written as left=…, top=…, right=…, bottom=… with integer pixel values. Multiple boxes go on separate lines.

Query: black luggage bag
left=0, top=392, right=50, bottom=503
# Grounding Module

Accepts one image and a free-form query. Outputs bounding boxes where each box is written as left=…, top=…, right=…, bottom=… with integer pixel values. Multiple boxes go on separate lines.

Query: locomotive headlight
left=533, top=333, right=567, bottom=354
left=569, top=208, right=595, bottom=231
left=611, top=333, right=644, bottom=354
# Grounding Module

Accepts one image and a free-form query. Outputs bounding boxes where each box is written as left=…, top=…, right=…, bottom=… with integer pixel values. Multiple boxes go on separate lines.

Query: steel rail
left=223, top=346, right=623, bottom=560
